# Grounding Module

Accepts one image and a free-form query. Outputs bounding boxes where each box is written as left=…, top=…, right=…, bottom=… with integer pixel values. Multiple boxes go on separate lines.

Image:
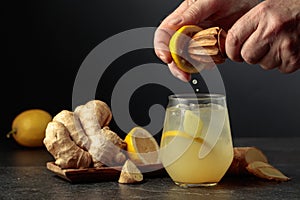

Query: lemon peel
left=161, top=130, right=203, bottom=144
left=125, top=127, right=160, bottom=165
left=169, top=25, right=203, bottom=73
left=7, top=109, right=52, bottom=147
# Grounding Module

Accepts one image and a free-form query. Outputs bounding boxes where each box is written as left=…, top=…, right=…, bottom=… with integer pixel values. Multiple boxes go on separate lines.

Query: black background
left=2, top=0, right=300, bottom=148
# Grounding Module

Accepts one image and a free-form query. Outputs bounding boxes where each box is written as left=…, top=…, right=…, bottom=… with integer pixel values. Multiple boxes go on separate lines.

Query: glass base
left=175, top=181, right=218, bottom=188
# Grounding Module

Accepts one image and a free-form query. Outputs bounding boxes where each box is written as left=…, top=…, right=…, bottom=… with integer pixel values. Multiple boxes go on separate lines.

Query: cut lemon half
left=183, top=110, right=203, bottom=138
left=161, top=130, right=203, bottom=144
left=169, top=25, right=203, bottom=73
left=125, top=127, right=160, bottom=165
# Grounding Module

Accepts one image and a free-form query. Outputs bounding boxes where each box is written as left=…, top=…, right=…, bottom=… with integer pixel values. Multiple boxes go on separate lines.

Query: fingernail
left=168, top=17, right=183, bottom=26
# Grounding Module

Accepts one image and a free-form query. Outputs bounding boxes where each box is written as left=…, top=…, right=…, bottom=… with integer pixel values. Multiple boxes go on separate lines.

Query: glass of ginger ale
left=159, top=94, right=233, bottom=187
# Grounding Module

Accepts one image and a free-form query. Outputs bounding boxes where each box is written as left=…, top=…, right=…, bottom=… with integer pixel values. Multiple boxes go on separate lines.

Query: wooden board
left=46, top=162, right=167, bottom=183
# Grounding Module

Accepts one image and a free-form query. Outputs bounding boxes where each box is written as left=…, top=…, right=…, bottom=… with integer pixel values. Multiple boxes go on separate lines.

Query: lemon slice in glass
left=161, top=130, right=203, bottom=144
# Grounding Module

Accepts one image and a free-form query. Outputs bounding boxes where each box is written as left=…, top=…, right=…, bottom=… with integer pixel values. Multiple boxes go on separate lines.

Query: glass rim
left=168, top=93, right=225, bottom=101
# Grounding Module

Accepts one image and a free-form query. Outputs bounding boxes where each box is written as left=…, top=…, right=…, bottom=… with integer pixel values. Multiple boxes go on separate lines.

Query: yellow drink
left=159, top=95, right=233, bottom=187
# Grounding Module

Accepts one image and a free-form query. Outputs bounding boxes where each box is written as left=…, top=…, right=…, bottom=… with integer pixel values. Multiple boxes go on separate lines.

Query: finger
left=180, top=0, right=223, bottom=25
left=161, top=0, right=199, bottom=28
left=168, top=61, right=191, bottom=82
left=278, top=36, right=300, bottom=73
left=154, top=1, right=191, bottom=64
left=240, top=25, right=270, bottom=64
left=257, top=39, right=281, bottom=71
left=225, top=9, right=260, bottom=62
left=258, top=50, right=281, bottom=71
left=154, top=28, right=174, bottom=64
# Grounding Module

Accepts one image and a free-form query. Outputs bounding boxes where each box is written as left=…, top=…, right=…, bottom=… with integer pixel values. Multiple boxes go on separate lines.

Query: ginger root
left=53, top=110, right=90, bottom=150
left=44, top=99, right=126, bottom=169
left=227, top=147, right=268, bottom=175
left=43, top=121, right=92, bottom=169
left=77, top=100, right=112, bottom=128
left=102, top=126, right=127, bottom=150
left=246, top=161, right=290, bottom=181
left=101, top=126, right=127, bottom=164
left=227, top=147, right=290, bottom=181
left=118, top=159, right=143, bottom=184
left=75, top=100, right=126, bottom=167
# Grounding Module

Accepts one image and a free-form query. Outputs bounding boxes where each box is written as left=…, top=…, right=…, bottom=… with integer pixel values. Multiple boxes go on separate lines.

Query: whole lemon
left=7, top=109, right=52, bottom=147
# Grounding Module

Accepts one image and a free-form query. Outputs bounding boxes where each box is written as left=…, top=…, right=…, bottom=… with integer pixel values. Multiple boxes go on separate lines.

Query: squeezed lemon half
left=169, top=25, right=203, bottom=73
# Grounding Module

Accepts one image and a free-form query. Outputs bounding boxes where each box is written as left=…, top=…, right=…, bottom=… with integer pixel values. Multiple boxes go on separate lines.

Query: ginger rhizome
left=246, top=161, right=290, bottom=181
left=118, top=159, right=143, bottom=184
left=44, top=100, right=126, bottom=169
left=44, top=121, right=92, bottom=169
left=74, top=100, right=126, bottom=167
left=53, top=110, right=90, bottom=150
left=227, top=147, right=268, bottom=175
left=227, top=147, right=290, bottom=181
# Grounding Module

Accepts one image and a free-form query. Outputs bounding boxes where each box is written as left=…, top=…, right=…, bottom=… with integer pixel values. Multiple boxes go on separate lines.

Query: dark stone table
left=1, top=137, right=300, bottom=200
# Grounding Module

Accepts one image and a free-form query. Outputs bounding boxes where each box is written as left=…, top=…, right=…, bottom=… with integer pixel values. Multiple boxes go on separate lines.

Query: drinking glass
left=159, top=93, right=233, bottom=187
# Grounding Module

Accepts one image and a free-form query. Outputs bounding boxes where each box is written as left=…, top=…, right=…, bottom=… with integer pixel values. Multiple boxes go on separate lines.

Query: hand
left=154, top=0, right=259, bottom=81
left=226, top=0, right=300, bottom=73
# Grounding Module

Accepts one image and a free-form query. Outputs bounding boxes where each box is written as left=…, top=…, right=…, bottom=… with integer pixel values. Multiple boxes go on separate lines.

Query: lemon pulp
left=125, top=127, right=160, bottom=165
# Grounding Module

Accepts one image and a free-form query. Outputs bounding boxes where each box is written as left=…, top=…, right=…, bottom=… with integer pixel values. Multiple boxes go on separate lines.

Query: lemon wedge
left=183, top=110, right=203, bottom=138
left=124, top=127, right=160, bottom=165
